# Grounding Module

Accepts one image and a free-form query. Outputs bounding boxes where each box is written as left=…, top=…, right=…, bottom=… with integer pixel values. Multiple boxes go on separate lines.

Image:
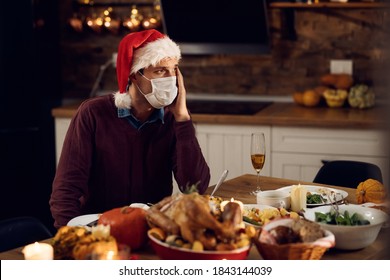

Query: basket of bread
left=253, top=218, right=335, bottom=260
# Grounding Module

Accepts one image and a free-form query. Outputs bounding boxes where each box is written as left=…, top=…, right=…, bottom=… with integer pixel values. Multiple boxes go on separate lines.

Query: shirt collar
left=117, top=107, right=165, bottom=129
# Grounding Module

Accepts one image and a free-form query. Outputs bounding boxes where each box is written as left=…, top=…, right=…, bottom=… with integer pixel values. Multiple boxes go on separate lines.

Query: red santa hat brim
left=114, top=29, right=181, bottom=109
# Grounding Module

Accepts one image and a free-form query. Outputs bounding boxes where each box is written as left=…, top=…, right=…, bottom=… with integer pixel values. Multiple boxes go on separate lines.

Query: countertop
left=51, top=101, right=386, bottom=129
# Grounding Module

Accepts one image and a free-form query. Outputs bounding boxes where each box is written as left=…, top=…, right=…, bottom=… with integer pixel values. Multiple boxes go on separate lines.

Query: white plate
left=66, top=203, right=150, bottom=227
left=277, top=185, right=349, bottom=207
left=243, top=204, right=277, bottom=211
left=67, top=214, right=100, bottom=227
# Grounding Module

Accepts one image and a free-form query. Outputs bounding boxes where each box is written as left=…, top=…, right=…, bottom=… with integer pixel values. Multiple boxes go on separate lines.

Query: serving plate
left=277, top=185, right=348, bottom=207
left=242, top=204, right=278, bottom=228
left=66, top=203, right=150, bottom=227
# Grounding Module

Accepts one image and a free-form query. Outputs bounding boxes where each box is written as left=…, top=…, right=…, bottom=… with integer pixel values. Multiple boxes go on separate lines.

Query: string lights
left=68, top=1, right=162, bottom=34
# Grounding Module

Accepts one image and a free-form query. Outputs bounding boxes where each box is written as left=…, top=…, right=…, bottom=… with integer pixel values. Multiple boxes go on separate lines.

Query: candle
left=23, top=242, right=54, bottom=260
left=290, top=184, right=307, bottom=212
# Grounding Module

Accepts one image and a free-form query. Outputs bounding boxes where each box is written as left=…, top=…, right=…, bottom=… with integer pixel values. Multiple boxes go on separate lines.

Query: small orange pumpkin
left=356, top=179, right=387, bottom=204
left=98, top=206, right=148, bottom=250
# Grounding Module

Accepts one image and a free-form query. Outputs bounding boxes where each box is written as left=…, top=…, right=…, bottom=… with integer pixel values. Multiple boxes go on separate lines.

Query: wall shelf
left=73, top=0, right=153, bottom=8
left=269, top=2, right=389, bottom=40
left=269, top=2, right=389, bottom=9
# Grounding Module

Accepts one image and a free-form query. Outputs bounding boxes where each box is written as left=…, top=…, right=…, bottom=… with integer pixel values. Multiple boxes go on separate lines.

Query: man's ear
left=126, top=74, right=136, bottom=91
left=129, top=73, right=137, bottom=82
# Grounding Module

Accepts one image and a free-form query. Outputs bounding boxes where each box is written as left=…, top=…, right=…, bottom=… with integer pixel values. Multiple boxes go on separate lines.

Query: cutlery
left=86, top=219, right=98, bottom=227
left=210, top=169, right=228, bottom=197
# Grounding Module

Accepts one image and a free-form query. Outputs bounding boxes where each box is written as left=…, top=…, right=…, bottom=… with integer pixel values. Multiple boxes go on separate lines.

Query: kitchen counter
left=51, top=101, right=386, bottom=129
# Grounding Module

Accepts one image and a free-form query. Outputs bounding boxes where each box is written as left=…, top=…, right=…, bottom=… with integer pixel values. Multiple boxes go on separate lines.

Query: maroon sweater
left=50, top=95, right=210, bottom=228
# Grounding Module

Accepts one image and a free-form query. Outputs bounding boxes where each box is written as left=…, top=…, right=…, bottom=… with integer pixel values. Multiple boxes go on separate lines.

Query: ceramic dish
left=242, top=204, right=278, bottom=228
left=66, top=203, right=150, bottom=227
left=148, top=232, right=250, bottom=260
left=277, top=185, right=348, bottom=207
left=67, top=214, right=100, bottom=227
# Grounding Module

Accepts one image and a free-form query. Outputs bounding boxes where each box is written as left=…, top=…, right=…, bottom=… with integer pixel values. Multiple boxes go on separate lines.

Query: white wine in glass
left=250, top=132, right=266, bottom=194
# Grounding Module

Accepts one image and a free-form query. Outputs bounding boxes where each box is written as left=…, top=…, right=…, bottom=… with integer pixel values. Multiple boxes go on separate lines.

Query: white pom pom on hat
left=113, top=29, right=181, bottom=109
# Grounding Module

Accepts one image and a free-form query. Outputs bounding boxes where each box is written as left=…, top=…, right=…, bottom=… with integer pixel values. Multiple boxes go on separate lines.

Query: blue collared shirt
left=118, top=108, right=165, bottom=130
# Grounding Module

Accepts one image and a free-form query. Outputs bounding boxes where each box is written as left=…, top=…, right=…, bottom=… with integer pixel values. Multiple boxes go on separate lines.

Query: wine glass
left=250, top=132, right=266, bottom=195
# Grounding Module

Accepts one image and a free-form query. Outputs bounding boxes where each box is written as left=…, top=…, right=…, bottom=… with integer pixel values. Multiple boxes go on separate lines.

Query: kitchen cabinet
left=194, top=124, right=272, bottom=186
left=54, top=118, right=72, bottom=165
left=271, top=126, right=389, bottom=186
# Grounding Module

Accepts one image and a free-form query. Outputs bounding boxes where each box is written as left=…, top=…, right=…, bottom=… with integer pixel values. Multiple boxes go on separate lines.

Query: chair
left=313, top=160, right=383, bottom=188
left=0, top=216, right=53, bottom=252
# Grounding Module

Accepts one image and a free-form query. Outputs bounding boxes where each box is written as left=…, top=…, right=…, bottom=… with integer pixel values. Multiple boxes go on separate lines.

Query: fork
left=326, top=191, right=340, bottom=218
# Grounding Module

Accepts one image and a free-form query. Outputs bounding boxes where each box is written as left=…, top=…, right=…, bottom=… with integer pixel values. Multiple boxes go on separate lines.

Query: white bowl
left=304, top=204, right=389, bottom=250
left=257, top=190, right=291, bottom=209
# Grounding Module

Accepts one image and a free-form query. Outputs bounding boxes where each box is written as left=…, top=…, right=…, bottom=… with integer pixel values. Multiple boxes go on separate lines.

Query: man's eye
left=155, top=69, right=165, bottom=74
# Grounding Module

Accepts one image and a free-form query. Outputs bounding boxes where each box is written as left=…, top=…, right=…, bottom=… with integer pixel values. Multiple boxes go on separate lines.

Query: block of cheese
left=290, top=184, right=307, bottom=212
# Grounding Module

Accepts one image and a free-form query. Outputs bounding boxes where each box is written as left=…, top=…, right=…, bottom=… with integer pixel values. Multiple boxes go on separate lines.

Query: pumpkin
left=98, top=206, right=148, bottom=250
left=348, top=84, right=375, bottom=109
left=320, top=73, right=353, bottom=90
left=292, top=92, right=304, bottom=106
left=323, top=89, right=348, bottom=108
left=356, top=179, right=387, bottom=204
left=302, top=89, right=321, bottom=107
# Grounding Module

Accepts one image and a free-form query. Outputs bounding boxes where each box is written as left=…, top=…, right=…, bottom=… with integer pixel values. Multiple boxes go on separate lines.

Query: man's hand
left=168, top=68, right=190, bottom=122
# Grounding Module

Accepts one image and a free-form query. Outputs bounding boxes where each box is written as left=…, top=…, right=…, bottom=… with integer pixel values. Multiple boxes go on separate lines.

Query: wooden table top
left=1, top=174, right=389, bottom=260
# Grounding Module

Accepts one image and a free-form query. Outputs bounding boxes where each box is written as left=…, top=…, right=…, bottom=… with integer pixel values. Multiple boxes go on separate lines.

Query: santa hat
left=114, top=29, right=181, bottom=109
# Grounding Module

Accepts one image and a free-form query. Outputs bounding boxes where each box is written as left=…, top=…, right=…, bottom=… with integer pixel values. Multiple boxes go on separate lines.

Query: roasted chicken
left=146, top=193, right=242, bottom=250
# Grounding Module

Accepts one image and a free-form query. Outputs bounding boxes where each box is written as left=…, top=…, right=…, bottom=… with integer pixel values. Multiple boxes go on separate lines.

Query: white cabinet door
left=195, top=124, right=271, bottom=186
left=54, top=118, right=71, bottom=165
left=271, top=127, right=389, bottom=185
left=272, top=152, right=389, bottom=184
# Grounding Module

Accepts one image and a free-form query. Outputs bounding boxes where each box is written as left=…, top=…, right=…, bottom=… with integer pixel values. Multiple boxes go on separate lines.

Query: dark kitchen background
left=0, top=0, right=389, bottom=232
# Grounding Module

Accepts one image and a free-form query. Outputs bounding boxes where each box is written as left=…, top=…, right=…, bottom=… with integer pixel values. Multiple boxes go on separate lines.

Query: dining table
left=1, top=174, right=389, bottom=260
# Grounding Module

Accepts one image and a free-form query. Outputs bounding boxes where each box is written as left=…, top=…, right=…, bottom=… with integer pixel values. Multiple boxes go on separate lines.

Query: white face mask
left=136, top=73, right=178, bottom=109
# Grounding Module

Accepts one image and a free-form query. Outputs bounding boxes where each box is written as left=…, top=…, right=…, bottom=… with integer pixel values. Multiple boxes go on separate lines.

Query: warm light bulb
left=142, top=21, right=150, bottom=28
left=131, top=6, right=138, bottom=15
left=96, top=18, right=103, bottom=26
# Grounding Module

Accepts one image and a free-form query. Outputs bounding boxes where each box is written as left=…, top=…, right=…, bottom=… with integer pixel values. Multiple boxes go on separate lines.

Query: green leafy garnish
left=315, top=210, right=370, bottom=226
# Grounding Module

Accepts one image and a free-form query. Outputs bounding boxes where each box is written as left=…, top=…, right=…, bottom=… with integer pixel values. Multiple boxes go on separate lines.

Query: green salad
left=315, top=210, right=370, bottom=226
left=306, top=193, right=326, bottom=204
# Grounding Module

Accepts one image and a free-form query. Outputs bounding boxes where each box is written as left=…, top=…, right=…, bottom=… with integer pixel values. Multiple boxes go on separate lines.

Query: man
left=50, top=29, right=210, bottom=228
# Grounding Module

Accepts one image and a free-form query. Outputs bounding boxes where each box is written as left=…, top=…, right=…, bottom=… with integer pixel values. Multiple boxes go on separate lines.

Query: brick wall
left=60, top=1, right=389, bottom=100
